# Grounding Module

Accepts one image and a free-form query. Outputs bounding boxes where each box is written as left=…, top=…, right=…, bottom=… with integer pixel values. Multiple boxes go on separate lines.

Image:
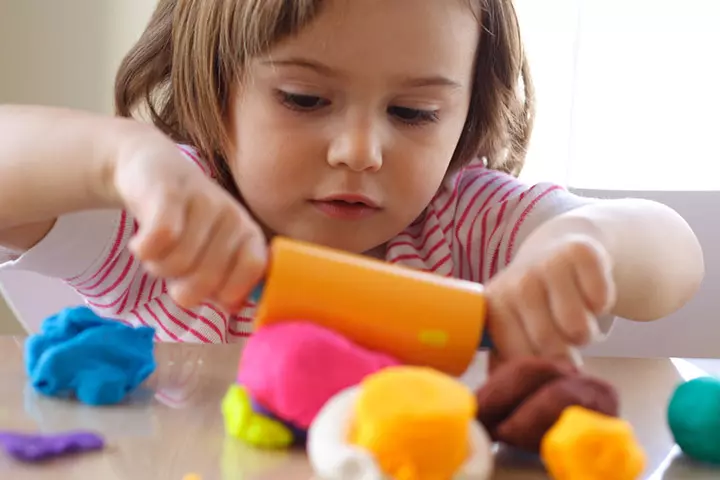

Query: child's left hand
left=484, top=234, right=616, bottom=365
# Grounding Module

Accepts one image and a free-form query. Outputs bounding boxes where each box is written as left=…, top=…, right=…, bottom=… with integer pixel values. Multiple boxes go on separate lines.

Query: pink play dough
left=236, top=321, right=400, bottom=429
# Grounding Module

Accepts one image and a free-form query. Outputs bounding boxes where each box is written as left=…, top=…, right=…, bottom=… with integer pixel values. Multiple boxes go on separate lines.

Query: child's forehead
left=255, top=0, right=480, bottom=81
left=283, top=0, right=478, bottom=44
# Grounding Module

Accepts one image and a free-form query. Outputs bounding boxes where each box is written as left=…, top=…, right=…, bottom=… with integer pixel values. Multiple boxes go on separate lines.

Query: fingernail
left=569, top=348, right=584, bottom=367
left=250, top=236, right=268, bottom=262
left=588, top=317, right=606, bottom=343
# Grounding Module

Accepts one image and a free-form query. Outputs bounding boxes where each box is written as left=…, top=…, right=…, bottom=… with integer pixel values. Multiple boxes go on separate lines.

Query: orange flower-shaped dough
left=541, top=406, right=646, bottom=480
left=349, top=366, right=477, bottom=480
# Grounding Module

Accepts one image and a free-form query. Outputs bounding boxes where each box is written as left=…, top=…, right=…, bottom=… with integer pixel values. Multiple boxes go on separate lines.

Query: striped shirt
left=0, top=146, right=594, bottom=342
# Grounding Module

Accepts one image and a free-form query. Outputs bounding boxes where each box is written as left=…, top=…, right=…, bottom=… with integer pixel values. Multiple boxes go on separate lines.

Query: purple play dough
left=0, top=430, right=104, bottom=462
left=250, top=396, right=308, bottom=444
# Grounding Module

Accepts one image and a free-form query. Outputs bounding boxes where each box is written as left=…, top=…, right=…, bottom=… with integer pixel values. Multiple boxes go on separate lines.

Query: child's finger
left=130, top=190, right=186, bottom=261
left=544, top=262, right=595, bottom=345
left=167, top=211, right=242, bottom=308
left=514, top=275, right=570, bottom=359
left=149, top=196, right=219, bottom=278
left=570, top=238, right=615, bottom=315
left=485, top=286, right=535, bottom=360
left=217, top=227, right=267, bottom=310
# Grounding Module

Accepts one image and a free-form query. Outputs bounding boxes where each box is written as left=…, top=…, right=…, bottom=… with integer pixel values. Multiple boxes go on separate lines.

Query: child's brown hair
left=115, top=0, right=534, bottom=196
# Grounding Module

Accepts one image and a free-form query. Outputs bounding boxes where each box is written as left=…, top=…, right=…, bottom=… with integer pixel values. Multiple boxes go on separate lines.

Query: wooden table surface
left=0, top=335, right=718, bottom=479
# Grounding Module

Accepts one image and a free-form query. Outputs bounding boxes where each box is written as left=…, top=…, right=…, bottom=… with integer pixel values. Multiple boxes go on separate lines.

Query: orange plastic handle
left=255, top=237, right=486, bottom=376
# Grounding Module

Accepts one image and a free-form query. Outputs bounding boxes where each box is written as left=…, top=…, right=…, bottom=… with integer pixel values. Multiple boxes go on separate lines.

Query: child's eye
left=388, top=106, right=440, bottom=126
left=276, top=91, right=330, bottom=111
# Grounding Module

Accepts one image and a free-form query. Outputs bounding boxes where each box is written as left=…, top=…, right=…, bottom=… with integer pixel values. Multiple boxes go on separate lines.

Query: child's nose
left=326, top=121, right=383, bottom=172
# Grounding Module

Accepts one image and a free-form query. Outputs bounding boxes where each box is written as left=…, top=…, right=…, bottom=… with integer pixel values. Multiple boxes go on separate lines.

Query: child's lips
left=315, top=194, right=380, bottom=209
left=310, top=196, right=381, bottom=220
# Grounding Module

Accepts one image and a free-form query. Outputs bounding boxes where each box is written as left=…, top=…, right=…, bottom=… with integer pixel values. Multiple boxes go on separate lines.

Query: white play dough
left=307, top=386, right=384, bottom=480
left=307, top=385, right=494, bottom=480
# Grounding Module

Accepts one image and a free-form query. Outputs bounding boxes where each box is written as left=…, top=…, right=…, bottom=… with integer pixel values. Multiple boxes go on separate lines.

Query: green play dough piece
left=667, top=376, right=720, bottom=464
left=221, top=384, right=294, bottom=449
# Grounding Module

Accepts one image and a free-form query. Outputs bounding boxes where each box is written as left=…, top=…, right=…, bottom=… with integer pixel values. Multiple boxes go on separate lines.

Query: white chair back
left=0, top=271, right=83, bottom=333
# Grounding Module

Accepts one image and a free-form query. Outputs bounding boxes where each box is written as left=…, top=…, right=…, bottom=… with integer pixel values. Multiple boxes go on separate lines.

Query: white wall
left=0, top=0, right=157, bottom=113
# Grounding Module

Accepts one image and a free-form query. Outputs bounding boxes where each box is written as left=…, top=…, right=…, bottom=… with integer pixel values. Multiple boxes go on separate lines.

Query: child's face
left=228, top=0, right=479, bottom=254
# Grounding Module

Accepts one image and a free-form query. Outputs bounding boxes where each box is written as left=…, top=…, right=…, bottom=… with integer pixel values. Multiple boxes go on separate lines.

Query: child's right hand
left=484, top=235, right=612, bottom=366
left=108, top=124, right=267, bottom=311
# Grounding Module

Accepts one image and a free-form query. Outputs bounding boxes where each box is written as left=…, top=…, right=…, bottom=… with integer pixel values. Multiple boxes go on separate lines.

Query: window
left=517, top=0, right=720, bottom=191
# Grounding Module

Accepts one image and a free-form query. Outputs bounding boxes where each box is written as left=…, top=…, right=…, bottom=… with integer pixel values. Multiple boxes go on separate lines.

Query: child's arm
left=0, top=104, right=266, bottom=312
left=513, top=198, right=704, bottom=321
left=442, top=166, right=703, bottom=361
left=0, top=104, right=133, bottom=250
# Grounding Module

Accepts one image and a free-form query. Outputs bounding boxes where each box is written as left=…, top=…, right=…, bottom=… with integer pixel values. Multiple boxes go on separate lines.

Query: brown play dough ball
left=475, top=357, right=619, bottom=452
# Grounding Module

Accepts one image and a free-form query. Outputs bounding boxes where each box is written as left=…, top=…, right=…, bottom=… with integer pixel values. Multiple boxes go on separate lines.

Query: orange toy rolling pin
left=250, top=236, right=489, bottom=376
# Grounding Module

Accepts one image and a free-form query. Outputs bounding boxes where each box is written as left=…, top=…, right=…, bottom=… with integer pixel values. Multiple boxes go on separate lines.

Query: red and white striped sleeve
left=447, top=165, right=594, bottom=283
left=386, top=164, right=594, bottom=283
left=0, top=145, right=236, bottom=343
left=387, top=164, right=616, bottom=339
left=449, top=165, right=617, bottom=335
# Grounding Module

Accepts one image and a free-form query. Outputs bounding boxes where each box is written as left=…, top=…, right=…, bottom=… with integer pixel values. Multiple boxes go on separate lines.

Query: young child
left=0, top=0, right=704, bottom=364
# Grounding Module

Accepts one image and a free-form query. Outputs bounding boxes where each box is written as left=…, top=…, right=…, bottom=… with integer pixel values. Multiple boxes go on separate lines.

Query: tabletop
left=0, top=336, right=719, bottom=480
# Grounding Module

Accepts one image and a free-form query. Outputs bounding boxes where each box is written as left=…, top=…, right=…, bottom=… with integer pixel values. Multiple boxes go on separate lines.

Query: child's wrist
left=93, top=118, right=156, bottom=209
left=84, top=117, right=128, bottom=208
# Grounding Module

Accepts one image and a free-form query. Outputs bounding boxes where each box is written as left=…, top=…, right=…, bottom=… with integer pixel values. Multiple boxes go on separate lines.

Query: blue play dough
left=25, top=306, right=156, bottom=406
left=479, top=329, right=494, bottom=349
left=667, top=376, right=720, bottom=464
left=250, top=281, right=265, bottom=303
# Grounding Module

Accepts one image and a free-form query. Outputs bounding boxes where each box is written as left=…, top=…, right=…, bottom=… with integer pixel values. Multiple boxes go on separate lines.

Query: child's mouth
left=311, top=196, right=380, bottom=220
left=328, top=199, right=368, bottom=207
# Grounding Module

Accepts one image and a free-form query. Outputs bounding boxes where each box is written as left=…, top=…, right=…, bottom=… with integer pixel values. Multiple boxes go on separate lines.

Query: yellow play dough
left=541, top=405, right=646, bottom=480
left=221, top=384, right=294, bottom=449
left=348, top=366, right=476, bottom=480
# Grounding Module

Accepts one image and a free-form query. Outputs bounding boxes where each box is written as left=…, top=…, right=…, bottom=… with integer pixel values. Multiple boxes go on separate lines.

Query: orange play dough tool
left=541, top=405, right=646, bottom=480
left=254, top=236, right=487, bottom=376
left=348, top=366, right=476, bottom=480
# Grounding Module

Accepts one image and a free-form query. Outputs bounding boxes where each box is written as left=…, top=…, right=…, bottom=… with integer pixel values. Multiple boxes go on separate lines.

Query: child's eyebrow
left=260, top=57, right=463, bottom=89
left=261, top=57, right=338, bottom=77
